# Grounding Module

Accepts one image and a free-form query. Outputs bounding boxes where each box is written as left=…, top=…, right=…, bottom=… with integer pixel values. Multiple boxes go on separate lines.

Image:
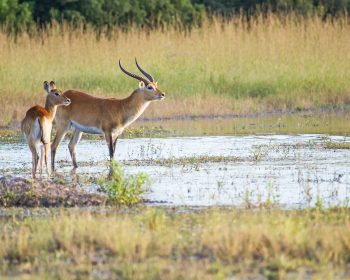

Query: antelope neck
left=120, top=91, right=150, bottom=126
left=44, top=100, right=58, bottom=120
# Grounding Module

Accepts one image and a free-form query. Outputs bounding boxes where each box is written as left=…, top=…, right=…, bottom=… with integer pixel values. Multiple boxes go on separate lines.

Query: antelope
left=51, top=59, right=166, bottom=171
left=21, top=81, right=71, bottom=178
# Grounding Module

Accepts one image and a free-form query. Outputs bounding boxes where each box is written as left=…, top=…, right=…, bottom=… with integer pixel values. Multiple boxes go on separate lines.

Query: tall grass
left=0, top=208, right=350, bottom=278
left=1, top=14, right=350, bottom=125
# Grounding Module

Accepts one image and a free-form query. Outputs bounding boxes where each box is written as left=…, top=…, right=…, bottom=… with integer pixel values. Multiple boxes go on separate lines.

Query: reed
left=1, top=14, right=350, bottom=125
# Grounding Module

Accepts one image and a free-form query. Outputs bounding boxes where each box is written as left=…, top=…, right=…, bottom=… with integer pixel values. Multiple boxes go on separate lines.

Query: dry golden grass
left=0, top=208, right=349, bottom=279
left=1, top=14, right=350, bottom=126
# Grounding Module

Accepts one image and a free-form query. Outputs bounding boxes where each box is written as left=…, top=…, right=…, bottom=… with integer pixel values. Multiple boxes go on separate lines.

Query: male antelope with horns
left=51, top=59, right=165, bottom=171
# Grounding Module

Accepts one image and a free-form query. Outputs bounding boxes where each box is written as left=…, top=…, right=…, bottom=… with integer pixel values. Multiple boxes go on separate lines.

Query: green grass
left=2, top=109, right=350, bottom=140
left=1, top=14, right=350, bottom=125
left=324, top=140, right=350, bottom=149
left=0, top=207, right=349, bottom=279
left=98, top=161, right=149, bottom=206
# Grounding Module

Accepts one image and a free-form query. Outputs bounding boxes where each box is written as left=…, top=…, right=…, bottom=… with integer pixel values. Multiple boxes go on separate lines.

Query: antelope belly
left=70, top=120, right=104, bottom=135
left=31, top=118, right=42, bottom=142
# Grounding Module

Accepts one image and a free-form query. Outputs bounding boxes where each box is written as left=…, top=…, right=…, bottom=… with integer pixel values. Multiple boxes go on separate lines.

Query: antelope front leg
left=112, top=136, right=118, bottom=159
left=51, top=122, right=70, bottom=172
left=104, top=131, right=115, bottom=160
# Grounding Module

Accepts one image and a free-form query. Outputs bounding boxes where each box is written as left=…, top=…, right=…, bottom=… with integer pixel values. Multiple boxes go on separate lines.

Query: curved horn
left=119, top=60, right=149, bottom=84
left=135, top=58, right=154, bottom=82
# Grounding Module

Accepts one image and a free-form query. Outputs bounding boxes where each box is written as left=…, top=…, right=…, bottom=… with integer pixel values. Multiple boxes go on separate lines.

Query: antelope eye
left=147, top=85, right=154, bottom=90
left=54, top=92, right=59, bottom=96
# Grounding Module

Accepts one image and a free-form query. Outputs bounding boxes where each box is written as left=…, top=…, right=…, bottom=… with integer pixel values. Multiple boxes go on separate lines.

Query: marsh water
left=1, top=112, right=350, bottom=208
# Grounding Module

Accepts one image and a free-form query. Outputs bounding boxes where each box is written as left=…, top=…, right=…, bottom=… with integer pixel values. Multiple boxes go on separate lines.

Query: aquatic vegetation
left=250, top=144, right=274, bottom=162
left=323, top=140, right=350, bottom=150
left=126, top=155, right=242, bottom=168
left=98, top=161, right=149, bottom=206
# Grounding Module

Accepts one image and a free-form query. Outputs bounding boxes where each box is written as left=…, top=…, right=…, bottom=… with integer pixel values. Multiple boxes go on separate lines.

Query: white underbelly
left=71, top=120, right=104, bottom=135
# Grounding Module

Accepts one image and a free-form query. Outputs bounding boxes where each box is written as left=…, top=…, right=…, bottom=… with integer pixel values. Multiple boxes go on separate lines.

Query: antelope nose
left=160, top=92, right=165, bottom=97
left=66, top=98, right=71, bottom=104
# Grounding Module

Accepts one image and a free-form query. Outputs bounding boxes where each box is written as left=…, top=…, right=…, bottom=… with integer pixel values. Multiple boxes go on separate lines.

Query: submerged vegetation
left=0, top=207, right=350, bottom=279
left=1, top=14, right=350, bottom=125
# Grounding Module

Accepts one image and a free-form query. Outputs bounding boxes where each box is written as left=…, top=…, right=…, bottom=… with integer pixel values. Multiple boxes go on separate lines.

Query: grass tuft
left=98, top=161, right=149, bottom=206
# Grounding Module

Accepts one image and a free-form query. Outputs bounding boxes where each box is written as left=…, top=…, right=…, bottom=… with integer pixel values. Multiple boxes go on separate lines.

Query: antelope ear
left=43, top=81, right=50, bottom=94
left=49, top=81, right=56, bottom=90
left=139, top=81, right=145, bottom=89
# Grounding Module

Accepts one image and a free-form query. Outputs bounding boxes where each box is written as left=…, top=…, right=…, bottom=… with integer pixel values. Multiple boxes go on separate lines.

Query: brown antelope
left=51, top=59, right=165, bottom=171
left=21, top=81, right=71, bottom=178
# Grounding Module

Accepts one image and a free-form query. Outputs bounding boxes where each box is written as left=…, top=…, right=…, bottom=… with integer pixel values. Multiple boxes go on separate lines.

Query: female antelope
left=21, top=81, right=71, bottom=178
left=51, top=59, right=165, bottom=171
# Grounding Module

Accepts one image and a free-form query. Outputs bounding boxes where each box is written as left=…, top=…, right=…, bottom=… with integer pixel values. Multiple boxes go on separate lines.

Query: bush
left=0, top=0, right=33, bottom=33
left=98, top=161, right=149, bottom=206
left=2, top=0, right=350, bottom=35
left=20, top=0, right=204, bottom=30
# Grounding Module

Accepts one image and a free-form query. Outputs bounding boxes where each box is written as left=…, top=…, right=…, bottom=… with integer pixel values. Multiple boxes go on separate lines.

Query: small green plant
left=98, top=161, right=149, bottom=206
left=1, top=190, right=16, bottom=207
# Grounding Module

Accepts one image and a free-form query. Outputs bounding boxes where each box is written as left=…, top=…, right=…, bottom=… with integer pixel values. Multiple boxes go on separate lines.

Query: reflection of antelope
left=21, top=81, right=71, bottom=178
left=51, top=59, right=166, bottom=171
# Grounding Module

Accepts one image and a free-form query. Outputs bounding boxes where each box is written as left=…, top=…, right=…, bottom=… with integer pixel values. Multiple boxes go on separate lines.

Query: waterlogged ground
left=1, top=115, right=350, bottom=208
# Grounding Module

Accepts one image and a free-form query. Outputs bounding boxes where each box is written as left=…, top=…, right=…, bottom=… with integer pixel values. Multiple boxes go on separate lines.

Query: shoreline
left=1, top=107, right=350, bottom=142
left=2, top=104, right=350, bottom=131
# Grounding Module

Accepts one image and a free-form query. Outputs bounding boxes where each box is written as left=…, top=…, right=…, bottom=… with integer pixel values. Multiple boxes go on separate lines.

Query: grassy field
left=2, top=13, right=350, bottom=280
left=0, top=207, right=349, bottom=279
left=1, top=14, right=350, bottom=126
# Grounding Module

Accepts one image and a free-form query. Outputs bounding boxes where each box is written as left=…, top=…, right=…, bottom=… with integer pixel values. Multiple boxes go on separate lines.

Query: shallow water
left=1, top=134, right=350, bottom=208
